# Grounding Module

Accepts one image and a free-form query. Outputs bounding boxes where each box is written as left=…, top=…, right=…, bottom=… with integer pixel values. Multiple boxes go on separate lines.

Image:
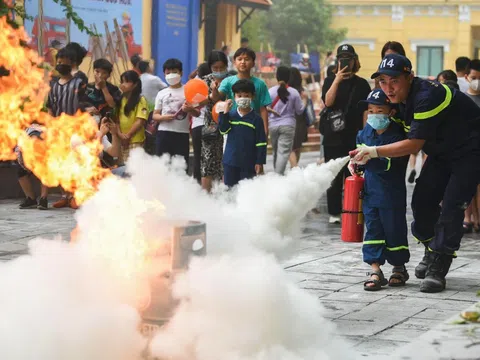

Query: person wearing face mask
left=218, top=79, right=267, bottom=187
left=153, top=58, right=200, bottom=171
left=350, top=53, right=480, bottom=293
left=199, top=50, right=231, bottom=192
left=462, top=59, right=480, bottom=233
left=348, top=89, right=409, bottom=291
left=321, top=44, right=372, bottom=224
left=46, top=47, right=87, bottom=210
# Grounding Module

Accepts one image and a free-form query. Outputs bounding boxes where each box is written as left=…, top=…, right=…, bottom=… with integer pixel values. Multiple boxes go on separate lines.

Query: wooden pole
left=113, top=18, right=130, bottom=72
left=104, top=22, right=121, bottom=83
left=37, top=0, right=44, bottom=55
left=65, top=0, right=71, bottom=43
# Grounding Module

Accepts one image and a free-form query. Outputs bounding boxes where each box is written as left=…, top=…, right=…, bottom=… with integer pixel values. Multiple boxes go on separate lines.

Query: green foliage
left=52, top=0, right=98, bottom=37
left=0, top=0, right=98, bottom=37
left=242, top=0, right=346, bottom=63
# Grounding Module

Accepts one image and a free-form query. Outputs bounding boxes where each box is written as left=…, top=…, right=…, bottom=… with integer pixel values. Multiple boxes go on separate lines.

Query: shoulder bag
left=320, top=78, right=357, bottom=133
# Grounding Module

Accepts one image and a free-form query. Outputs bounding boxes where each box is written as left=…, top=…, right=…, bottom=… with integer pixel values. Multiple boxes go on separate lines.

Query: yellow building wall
left=198, top=2, right=206, bottom=65
left=328, top=1, right=480, bottom=79
left=216, top=4, right=241, bottom=50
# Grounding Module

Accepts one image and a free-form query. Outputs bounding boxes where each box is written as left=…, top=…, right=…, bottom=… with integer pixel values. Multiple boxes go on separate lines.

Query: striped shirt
left=47, top=77, right=86, bottom=117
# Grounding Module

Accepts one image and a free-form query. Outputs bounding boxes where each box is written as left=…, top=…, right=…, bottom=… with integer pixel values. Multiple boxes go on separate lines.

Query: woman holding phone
left=320, top=44, right=371, bottom=224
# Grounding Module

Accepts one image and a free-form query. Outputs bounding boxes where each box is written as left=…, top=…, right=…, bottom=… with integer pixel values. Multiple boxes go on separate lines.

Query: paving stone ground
left=1, top=152, right=479, bottom=358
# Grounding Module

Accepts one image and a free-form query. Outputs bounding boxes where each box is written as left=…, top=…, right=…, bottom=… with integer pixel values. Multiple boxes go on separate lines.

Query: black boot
left=420, top=253, right=453, bottom=293
left=415, top=247, right=430, bottom=279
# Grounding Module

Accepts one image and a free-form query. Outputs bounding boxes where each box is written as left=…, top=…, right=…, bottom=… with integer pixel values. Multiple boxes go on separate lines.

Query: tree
left=242, top=0, right=345, bottom=62
left=0, top=0, right=97, bottom=77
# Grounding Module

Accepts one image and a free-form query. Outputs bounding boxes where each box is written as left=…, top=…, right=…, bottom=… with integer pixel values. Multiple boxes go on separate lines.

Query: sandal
left=389, top=265, right=409, bottom=287
left=474, top=223, right=480, bottom=233
left=364, top=270, right=388, bottom=291
left=463, top=222, right=473, bottom=234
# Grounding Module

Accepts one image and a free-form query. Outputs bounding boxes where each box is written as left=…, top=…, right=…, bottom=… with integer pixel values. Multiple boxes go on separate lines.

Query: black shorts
left=17, top=130, right=42, bottom=178
left=155, top=130, right=190, bottom=170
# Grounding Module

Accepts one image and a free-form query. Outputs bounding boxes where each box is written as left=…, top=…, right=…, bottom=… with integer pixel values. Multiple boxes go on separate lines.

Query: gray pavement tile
left=303, top=288, right=334, bottom=299
left=320, top=291, right=389, bottom=304
left=412, top=308, right=462, bottom=320
left=300, top=279, right=355, bottom=291
left=0, top=242, right=28, bottom=252
left=428, top=298, right=477, bottom=310
left=333, top=318, right=392, bottom=337
left=312, top=273, right=365, bottom=284
left=340, top=302, right=426, bottom=323
left=355, top=338, right=410, bottom=357
left=318, top=300, right=367, bottom=320
left=285, top=271, right=318, bottom=283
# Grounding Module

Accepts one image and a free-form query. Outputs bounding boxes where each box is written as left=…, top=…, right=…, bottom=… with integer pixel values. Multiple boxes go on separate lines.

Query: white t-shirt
left=101, top=135, right=111, bottom=152
left=140, top=73, right=167, bottom=105
left=192, top=107, right=205, bottom=129
left=154, top=86, right=189, bottom=133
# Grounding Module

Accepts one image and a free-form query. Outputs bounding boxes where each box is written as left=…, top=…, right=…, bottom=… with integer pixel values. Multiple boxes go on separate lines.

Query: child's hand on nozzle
left=348, top=161, right=356, bottom=176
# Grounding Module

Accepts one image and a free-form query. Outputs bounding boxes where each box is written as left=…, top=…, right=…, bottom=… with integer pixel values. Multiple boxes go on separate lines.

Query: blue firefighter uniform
left=400, top=78, right=480, bottom=256
left=219, top=108, right=267, bottom=187
left=357, top=122, right=409, bottom=266
left=370, top=53, right=480, bottom=292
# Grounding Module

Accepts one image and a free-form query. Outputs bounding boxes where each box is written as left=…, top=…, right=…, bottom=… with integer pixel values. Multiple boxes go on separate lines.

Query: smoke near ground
left=0, top=152, right=352, bottom=360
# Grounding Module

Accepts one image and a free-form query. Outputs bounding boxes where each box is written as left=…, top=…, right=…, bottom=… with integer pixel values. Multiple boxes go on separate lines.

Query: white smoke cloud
left=0, top=150, right=352, bottom=360
left=150, top=254, right=355, bottom=360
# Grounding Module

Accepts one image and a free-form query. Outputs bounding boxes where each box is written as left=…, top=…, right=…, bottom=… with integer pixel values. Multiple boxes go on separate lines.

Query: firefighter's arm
left=376, top=138, right=425, bottom=158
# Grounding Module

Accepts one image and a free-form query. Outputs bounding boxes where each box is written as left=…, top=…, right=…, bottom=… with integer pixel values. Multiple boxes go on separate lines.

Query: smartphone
left=339, top=58, right=351, bottom=71
left=105, top=111, right=112, bottom=119
left=173, top=107, right=187, bottom=120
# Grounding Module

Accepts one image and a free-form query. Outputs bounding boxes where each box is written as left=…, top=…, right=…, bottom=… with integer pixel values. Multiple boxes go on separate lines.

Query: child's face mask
left=367, top=113, right=390, bottom=130
left=236, top=97, right=251, bottom=109
left=165, top=73, right=181, bottom=85
left=470, top=79, right=480, bottom=91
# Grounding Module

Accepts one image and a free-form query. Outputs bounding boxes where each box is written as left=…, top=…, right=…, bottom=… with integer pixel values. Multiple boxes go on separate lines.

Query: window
left=417, top=46, right=444, bottom=78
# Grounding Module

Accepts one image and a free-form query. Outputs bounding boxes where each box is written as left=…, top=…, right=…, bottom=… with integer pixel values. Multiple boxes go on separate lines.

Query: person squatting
left=351, top=53, right=480, bottom=293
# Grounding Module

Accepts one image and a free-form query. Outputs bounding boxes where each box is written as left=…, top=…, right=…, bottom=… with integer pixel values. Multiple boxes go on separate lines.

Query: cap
left=302, top=53, right=310, bottom=59
left=337, top=44, right=356, bottom=57
left=358, top=88, right=391, bottom=109
left=371, top=53, right=412, bottom=79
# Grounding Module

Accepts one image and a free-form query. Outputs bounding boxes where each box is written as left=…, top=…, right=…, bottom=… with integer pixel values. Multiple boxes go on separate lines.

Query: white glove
left=347, top=161, right=355, bottom=176
left=351, top=145, right=378, bottom=165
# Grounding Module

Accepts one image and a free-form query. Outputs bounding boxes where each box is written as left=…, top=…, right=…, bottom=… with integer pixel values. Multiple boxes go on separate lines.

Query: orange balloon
left=212, top=101, right=226, bottom=123
left=184, top=78, right=209, bottom=104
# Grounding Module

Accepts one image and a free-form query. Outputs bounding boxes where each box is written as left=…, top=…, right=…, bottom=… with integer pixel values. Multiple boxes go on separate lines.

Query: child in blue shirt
left=219, top=79, right=267, bottom=187
left=349, top=88, right=409, bottom=291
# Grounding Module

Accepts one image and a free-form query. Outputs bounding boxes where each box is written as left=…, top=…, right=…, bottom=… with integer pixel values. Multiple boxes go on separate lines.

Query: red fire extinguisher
left=341, top=166, right=365, bottom=243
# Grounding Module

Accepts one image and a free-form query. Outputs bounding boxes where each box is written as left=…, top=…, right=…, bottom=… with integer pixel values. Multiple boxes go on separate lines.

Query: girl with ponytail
left=267, top=66, right=305, bottom=175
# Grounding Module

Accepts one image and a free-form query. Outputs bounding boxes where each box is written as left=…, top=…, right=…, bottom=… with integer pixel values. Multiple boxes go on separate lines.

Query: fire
left=0, top=15, right=109, bottom=204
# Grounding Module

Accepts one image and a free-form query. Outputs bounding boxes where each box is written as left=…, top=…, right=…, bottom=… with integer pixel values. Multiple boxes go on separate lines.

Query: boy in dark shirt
left=85, top=59, right=122, bottom=124
left=219, top=79, right=267, bottom=187
left=46, top=47, right=86, bottom=117
left=46, top=47, right=86, bottom=209
left=349, top=89, right=409, bottom=291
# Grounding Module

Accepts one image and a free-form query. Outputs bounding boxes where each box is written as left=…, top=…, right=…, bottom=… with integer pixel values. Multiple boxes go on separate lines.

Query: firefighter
left=350, top=53, right=480, bottom=293
left=351, top=89, right=409, bottom=291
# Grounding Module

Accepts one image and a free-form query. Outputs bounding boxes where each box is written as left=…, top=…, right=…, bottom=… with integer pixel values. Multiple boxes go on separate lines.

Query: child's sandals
left=364, top=270, right=388, bottom=291
left=389, top=265, right=409, bottom=287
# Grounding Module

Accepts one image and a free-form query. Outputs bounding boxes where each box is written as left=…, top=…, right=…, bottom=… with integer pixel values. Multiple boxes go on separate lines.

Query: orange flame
left=0, top=16, right=109, bottom=204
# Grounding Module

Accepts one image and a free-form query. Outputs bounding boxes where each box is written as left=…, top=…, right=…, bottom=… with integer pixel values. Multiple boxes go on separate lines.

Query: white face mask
left=236, top=97, right=251, bottom=109
left=470, top=79, right=480, bottom=92
left=165, top=73, right=181, bottom=86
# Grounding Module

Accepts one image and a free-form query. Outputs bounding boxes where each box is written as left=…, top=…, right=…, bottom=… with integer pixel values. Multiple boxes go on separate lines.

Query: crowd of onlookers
left=17, top=36, right=480, bottom=238
left=15, top=40, right=315, bottom=210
